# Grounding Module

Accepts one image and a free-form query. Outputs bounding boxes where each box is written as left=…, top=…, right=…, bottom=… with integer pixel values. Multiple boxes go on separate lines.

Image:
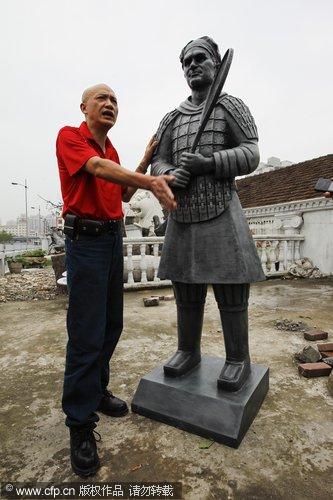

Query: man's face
left=182, top=48, right=216, bottom=90
left=81, top=86, right=118, bottom=129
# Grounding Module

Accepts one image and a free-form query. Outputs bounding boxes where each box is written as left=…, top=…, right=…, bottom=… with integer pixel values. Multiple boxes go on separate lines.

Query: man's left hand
left=180, top=152, right=214, bottom=176
left=137, top=135, right=159, bottom=173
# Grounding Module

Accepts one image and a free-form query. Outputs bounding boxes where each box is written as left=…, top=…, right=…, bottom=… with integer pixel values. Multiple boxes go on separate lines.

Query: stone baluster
left=140, top=243, right=148, bottom=284
left=126, top=243, right=134, bottom=284
left=278, top=240, right=285, bottom=272
left=294, top=240, right=301, bottom=261
left=269, top=241, right=278, bottom=274
left=287, top=239, right=294, bottom=269
left=153, top=243, right=160, bottom=282
left=260, top=241, right=267, bottom=273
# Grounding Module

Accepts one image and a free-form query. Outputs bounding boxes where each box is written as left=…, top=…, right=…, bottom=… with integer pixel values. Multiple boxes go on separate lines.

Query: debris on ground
left=298, top=362, right=332, bottom=378
left=304, top=329, right=328, bottom=341
left=143, top=296, right=159, bottom=307
left=275, top=319, right=309, bottom=332
left=294, top=345, right=321, bottom=363
left=199, top=439, right=214, bottom=450
left=328, top=372, right=333, bottom=396
left=0, top=268, right=58, bottom=302
left=323, top=357, right=333, bottom=367
left=158, top=294, right=174, bottom=301
left=288, top=258, right=323, bottom=279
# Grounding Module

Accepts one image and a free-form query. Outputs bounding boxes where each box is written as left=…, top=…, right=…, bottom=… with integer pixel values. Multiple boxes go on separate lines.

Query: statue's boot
left=214, top=284, right=251, bottom=392
left=164, top=283, right=206, bottom=377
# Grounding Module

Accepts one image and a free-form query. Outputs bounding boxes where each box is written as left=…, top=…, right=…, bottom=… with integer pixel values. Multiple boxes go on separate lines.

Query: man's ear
left=80, top=102, right=86, bottom=115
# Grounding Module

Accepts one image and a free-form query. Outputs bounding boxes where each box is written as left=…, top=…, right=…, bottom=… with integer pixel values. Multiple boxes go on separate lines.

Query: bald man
left=56, top=84, right=175, bottom=477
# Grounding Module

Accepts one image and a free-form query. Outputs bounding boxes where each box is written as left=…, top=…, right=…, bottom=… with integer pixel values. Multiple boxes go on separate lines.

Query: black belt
left=78, top=218, right=121, bottom=235
left=64, top=214, right=121, bottom=238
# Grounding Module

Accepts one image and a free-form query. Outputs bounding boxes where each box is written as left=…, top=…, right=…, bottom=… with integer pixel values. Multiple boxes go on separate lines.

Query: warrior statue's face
left=182, top=47, right=216, bottom=90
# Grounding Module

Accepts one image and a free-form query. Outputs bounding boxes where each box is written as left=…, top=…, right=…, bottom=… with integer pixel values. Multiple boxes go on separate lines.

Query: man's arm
left=121, top=136, right=157, bottom=202
left=84, top=158, right=176, bottom=211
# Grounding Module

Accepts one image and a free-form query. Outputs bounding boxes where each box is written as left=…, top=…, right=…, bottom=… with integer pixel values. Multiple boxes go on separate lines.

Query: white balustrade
left=123, top=236, right=170, bottom=290
left=0, top=234, right=305, bottom=286
left=253, top=235, right=304, bottom=276
left=0, top=242, right=42, bottom=276
left=122, top=234, right=305, bottom=288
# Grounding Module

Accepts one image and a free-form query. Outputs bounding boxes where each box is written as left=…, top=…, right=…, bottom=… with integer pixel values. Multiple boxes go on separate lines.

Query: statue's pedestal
left=131, top=356, right=269, bottom=448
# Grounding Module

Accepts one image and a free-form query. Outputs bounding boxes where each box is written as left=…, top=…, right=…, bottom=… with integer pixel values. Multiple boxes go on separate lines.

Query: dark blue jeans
left=62, top=230, right=124, bottom=427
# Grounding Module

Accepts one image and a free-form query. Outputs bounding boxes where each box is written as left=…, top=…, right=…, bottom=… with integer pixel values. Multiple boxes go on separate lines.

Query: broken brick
left=317, top=343, right=333, bottom=353
left=323, top=357, right=333, bottom=367
left=298, top=362, right=332, bottom=378
left=143, top=297, right=159, bottom=307
left=304, top=330, right=328, bottom=341
left=158, top=294, right=174, bottom=301
left=321, top=351, right=333, bottom=359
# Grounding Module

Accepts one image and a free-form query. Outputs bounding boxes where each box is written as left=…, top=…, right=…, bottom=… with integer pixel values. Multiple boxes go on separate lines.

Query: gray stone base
left=131, top=356, right=269, bottom=448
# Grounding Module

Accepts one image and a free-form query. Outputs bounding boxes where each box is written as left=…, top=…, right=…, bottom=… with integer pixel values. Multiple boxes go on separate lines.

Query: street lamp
left=11, top=179, right=28, bottom=248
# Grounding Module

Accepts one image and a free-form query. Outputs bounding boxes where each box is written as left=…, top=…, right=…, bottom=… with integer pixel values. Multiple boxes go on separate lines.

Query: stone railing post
left=126, top=243, right=134, bottom=284
left=139, top=243, right=148, bottom=284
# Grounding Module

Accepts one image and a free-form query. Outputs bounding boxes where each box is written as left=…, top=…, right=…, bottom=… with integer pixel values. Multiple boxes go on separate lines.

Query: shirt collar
left=79, top=121, right=112, bottom=149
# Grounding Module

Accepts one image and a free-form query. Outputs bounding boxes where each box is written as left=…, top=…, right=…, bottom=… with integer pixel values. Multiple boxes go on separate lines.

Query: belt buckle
left=107, top=219, right=117, bottom=232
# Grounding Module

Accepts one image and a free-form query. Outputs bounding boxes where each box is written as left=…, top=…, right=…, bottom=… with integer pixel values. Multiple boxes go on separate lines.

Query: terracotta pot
left=8, top=261, right=22, bottom=274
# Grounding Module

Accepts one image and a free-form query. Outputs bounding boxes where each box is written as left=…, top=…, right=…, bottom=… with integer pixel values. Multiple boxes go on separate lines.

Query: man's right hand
left=150, top=175, right=177, bottom=211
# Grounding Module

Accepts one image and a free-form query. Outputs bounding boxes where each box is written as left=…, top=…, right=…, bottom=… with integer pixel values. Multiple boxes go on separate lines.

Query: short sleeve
left=56, top=128, right=98, bottom=176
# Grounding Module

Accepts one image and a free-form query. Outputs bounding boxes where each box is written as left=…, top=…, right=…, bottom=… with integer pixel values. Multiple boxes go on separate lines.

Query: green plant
left=21, top=249, right=46, bottom=258
left=0, top=231, right=13, bottom=243
left=5, top=254, right=24, bottom=264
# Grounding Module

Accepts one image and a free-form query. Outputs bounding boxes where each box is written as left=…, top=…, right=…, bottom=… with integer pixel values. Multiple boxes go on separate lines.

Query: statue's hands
left=180, top=152, right=214, bottom=176
left=169, top=168, right=191, bottom=189
left=137, top=135, right=158, bottom=173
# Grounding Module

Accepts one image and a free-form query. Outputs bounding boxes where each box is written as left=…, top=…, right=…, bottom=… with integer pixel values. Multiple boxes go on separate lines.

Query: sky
left=0, top=0, right=332, bottom=223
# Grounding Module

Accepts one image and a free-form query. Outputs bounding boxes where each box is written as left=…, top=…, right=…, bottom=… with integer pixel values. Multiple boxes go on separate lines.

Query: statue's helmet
left=179, top=36, right=222, bottom=68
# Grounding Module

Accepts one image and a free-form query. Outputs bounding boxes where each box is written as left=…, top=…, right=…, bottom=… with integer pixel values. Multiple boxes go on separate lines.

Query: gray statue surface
left=151, top=36, right=265, bottom=392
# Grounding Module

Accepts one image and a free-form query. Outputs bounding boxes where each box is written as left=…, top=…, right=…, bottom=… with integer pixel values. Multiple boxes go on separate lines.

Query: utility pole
left=12, top=179, right=28, bottom=248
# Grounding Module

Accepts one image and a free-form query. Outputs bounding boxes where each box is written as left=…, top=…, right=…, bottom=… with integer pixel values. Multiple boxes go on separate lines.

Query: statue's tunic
left=152, top=94, right=265, bottom=284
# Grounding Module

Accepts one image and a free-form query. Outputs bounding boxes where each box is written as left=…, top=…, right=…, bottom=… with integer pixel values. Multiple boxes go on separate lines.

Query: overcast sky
left=0, top=0, right=332, bottom=223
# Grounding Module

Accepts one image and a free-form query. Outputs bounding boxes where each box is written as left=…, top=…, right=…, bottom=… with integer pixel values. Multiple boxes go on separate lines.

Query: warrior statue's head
left=179, top=36, right=221, bottom=91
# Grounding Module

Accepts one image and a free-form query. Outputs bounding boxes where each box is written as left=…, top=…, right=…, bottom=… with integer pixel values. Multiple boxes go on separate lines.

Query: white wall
left=301, top=209, right=333, bottom=275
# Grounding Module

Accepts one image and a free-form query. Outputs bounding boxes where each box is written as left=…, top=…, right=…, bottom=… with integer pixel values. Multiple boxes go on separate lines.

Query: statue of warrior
left=151, top=36, right=265, bottom=391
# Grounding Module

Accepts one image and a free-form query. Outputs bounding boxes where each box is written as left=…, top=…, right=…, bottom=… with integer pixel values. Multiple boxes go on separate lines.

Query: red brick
left=304, top=330, right=328, bottom=341
left=317, top=343, right=333, bottom=353
left=298, top=362, right=332, bottom=378
left=321, top=351, right=333, bottom=359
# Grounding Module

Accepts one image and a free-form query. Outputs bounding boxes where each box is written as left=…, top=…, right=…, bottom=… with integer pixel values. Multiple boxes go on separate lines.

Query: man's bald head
left=81, top=83, right=114, bottom=104
left=80, top=84, right=118, bottom=130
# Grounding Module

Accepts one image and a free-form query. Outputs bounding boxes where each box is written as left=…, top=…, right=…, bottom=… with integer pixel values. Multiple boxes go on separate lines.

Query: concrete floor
left=0, top=279, right=332, bottom=499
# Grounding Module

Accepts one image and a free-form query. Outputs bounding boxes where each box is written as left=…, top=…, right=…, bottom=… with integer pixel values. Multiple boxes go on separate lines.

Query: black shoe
left=217, top=357, right=251, bottom=392
left=70, top=425, right=101, bottom=478
left=163, top=350, right=201, bottom=377
left=97, top=390, right=128, bottom=417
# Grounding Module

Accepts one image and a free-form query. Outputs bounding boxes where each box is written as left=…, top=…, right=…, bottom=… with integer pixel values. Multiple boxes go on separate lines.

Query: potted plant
left=6, top=255, right=24, bottom=274
left=21, top=249, right=47, bottom=269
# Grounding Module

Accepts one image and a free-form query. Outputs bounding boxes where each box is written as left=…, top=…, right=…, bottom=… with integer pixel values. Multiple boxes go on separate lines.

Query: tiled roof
left=237, top=154, right=333, bottom=208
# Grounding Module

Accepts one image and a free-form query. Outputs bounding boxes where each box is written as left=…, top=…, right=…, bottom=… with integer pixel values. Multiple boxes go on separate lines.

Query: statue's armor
left=171, top=104, right=232, bottom=223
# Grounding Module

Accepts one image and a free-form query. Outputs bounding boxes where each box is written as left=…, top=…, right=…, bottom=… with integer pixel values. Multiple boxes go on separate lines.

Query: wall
left=301, top=209, right=333, bottom=275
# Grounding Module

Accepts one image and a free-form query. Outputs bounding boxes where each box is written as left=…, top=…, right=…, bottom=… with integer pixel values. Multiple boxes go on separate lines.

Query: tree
left=0, top=230, right=13, bottom=243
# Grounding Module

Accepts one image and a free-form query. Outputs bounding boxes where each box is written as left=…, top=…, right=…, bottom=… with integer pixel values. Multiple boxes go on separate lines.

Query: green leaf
left=199, top=439, right=214, bottom=449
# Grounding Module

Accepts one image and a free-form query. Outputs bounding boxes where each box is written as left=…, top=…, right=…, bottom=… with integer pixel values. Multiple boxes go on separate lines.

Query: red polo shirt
left=56, top=121, right=123, bottom=220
